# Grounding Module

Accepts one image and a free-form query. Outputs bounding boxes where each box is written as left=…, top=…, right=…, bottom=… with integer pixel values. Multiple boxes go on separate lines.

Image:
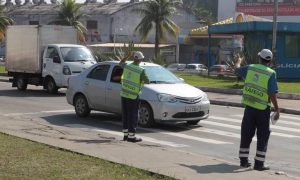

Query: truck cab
left=42, top=44, right=96, bottom=93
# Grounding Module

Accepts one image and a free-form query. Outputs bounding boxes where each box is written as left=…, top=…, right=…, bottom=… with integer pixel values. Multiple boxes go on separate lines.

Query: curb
left=199, top=86, right=300, bottom=100
left=210, top=100, right=300, bottom=115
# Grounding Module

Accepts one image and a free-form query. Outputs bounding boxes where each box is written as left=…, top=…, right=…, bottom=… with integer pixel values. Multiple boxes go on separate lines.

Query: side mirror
left=53, top=56, right=61, bottom=63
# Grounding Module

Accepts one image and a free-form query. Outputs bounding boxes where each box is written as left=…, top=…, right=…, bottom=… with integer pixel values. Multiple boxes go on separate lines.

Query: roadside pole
left=272, top=0, right=279, bottom=67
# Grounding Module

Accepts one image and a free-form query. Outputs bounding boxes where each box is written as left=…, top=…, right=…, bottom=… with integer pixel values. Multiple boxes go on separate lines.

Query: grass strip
left=0, top=133, right=174, bottom=180
left=176, top=73, right=300, bottom=94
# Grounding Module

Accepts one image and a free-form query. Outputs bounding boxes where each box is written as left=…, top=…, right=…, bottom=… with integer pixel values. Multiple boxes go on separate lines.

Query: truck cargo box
left=5, top=25, right=78, bottom=74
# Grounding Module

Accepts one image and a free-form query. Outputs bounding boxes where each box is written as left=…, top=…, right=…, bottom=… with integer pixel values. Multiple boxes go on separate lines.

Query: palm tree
left=49, top=0, right=86, bottom=43
left=0, top=5, right=14, bottom=41
left=133, top=0, right=180, bottom=59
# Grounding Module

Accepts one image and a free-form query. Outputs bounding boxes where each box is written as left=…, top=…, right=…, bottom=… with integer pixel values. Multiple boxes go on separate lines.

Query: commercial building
left=3, top=0, right=201, bottom=62
left=218, top=0, right=300, bottom=22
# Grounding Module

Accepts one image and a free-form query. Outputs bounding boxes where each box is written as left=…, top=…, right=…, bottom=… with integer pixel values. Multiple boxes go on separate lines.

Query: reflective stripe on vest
left=120, top=63, right=144, bottom=99
left=242, top=64, right=274, bottom=110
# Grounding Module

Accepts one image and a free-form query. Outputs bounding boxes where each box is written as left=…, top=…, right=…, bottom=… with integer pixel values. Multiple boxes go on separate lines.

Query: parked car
left=209, top=64, right=235, bottom=77
left=66, top=61, right=210, bottom=127
left=184, top=63, right=208, bottom=74
left=166, top=63, right=186, bottom=72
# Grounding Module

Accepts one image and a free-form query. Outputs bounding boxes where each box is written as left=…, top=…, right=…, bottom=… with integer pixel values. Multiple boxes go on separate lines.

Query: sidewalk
left=0, top=114, right=298, bottom=180
left=205, top=91, right=300, bottom=115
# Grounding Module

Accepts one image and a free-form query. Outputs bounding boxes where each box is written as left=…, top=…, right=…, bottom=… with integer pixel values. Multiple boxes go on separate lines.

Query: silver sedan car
left=66, top=61, right=210, bottom=127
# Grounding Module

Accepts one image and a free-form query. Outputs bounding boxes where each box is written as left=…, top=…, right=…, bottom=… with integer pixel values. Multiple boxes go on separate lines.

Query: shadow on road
left=41, top=112, right=207, bottom=135
left=179, top=163, right=250, bottom=174
left=0, top=89, right=66, bottom=97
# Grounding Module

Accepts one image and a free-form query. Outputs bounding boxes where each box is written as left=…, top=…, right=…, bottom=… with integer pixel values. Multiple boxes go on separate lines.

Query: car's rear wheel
left=138, top=101, right=155, bottom=128
left=187, top=120, right=200, bottom=125
left=74, top=94, right=91, bottom=117
left=16, top=76, right=27, bottom=91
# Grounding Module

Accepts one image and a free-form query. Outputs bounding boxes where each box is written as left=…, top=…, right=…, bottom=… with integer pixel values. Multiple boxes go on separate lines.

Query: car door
left=43, top=46, right=62, bottom=86
left=106, top=66, right=123, bottom=113
left=84, top=64, right=110, bottom=111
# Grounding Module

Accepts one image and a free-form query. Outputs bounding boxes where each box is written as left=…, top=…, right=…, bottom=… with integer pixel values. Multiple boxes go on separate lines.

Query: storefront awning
left=88, top=43, right=175, bottom=48
left=190, top=13, right=272, bottom=36
left=190, top=18, right=234, bottom=36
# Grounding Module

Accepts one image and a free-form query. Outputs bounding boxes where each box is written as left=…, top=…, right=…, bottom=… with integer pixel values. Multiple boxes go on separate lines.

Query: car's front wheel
left=138, top=101, right=155, bottom=128
left=45, top=78, right=58, bottom=94
left=74, top=94, right=91, bottom=117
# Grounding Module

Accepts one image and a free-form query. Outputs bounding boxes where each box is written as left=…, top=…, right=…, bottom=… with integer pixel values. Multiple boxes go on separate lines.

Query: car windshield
left=143, top=66, right=183, bottom=84
left=186, top=65, right=197, bottom=69
left=61, top=47, right=95, bottom=62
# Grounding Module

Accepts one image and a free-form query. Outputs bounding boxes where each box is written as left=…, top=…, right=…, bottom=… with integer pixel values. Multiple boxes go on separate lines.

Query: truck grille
left=176, top=96, right=202, bottom=104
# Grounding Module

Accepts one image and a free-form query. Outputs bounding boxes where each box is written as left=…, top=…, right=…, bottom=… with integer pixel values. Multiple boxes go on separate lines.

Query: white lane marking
left=106, top=121, right=233, bottom=145
left=233, top=114, right=300, bottom=127
left=3, top=110, right=75, bottom=116
left=67, top=124, right=189, bottom=148
left=141, top=128, right=233, bottom=145
left=191, top=127, right=257, bottom=142
left=210, top=116, right=300, bottom=134
left=200, top=121, right=300, bottom=138
left=280, top=115, right=300, bottom=121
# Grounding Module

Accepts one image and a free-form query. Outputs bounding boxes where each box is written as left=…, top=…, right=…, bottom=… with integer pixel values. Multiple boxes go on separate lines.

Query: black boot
left=240, top=161, right=251, bottom=168
left=254, top=164, right=270, bottom=171
left=127, top=137, right=142, bottom=143
left=123, top=136, right=128, bottom=141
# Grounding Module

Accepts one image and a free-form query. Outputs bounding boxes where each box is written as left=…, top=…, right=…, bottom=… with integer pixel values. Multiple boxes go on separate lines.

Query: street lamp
left=113, top=27, right=123, bottom=55
left=272, top=0, right=279, bottom=65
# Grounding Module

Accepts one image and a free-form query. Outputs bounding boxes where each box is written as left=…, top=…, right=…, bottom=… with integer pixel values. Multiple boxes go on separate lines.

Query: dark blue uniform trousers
left=239, top=106, right=271, bottom=167
left=121, top=97, right=139, bottom=137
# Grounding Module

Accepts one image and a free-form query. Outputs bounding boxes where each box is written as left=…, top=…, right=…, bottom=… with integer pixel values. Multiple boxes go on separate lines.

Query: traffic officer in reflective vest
left=119, top=51, right=149, bottom=142
left=235, top=49, right=280, bottom=171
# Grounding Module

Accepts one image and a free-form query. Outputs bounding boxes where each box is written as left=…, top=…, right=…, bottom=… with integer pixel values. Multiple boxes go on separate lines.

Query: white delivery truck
left=5, top=25, right=97, bottom=93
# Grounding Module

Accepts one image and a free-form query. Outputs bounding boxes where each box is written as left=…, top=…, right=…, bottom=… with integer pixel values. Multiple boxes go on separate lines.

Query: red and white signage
left=236, top=2, right=300, bottom=16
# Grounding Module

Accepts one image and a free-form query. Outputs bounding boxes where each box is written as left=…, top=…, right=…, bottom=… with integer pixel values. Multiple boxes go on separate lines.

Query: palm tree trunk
left=154, top=22, right=160, bottom=59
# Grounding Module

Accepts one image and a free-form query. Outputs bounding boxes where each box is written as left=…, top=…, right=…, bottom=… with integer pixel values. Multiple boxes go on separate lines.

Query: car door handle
left=107, top=87, right=112, bottom=90
left=84, top=81, right=89, bottom=85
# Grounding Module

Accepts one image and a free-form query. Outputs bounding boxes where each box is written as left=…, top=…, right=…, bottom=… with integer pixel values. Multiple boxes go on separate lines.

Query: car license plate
left=185, top=106, right=201, bottom=113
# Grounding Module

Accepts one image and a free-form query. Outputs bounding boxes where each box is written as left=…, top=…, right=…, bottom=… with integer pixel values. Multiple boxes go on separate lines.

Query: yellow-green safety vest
left=242, top=64, right=275, bottom=110
left=120, top=63, right=144, bottom=100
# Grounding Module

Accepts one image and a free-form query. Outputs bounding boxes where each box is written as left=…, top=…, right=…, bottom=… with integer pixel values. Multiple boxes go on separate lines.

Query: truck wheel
left=46, top=78, right=58, bottom=94
left=16, top=76, right=27, bottom=91
left=187, top=120, right=200, bottom=125
left=138, top=102, right=155, bottom=128
left=74, top=94, right=90, bottom=117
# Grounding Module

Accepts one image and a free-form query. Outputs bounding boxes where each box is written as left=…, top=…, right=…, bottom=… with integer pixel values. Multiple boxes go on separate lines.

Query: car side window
left=45, top=47, right=59, bottom=58
left=110, top=66, right=123, bottom=83
left=87, top=65, right=110, bottom=81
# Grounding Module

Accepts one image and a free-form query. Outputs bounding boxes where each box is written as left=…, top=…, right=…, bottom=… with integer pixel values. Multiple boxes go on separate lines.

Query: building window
left=29, top=21, right=39, bottom=25
left=86, top=20, right=98, bottom=30
left=285, top=35, right=300, bottom=58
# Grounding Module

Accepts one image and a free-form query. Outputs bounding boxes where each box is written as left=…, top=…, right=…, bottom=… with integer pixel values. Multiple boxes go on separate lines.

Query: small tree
left=0, top=5, right=14, bottom=41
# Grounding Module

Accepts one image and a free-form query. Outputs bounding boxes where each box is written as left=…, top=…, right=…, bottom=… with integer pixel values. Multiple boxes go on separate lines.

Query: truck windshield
left=61, top=47, right=95, bottom=62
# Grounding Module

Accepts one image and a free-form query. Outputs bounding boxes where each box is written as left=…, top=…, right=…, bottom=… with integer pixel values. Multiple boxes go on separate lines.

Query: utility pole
left=272, top=0, right=279, bottom=66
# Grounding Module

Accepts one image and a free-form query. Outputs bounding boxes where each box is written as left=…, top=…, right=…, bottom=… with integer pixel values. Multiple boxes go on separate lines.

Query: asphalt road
left=0, top=82, right=299, bottom=178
